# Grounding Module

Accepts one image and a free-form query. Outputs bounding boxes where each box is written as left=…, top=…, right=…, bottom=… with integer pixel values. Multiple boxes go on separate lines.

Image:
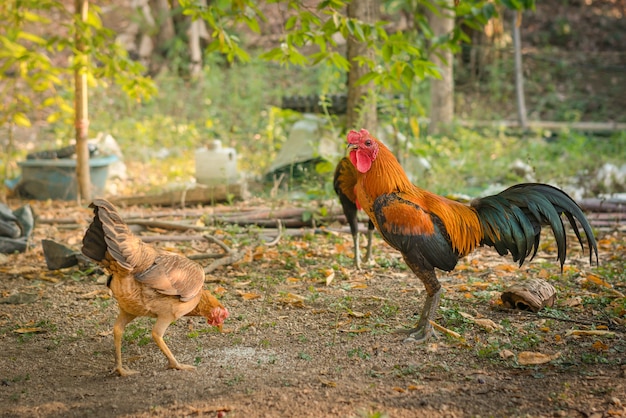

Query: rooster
left=82, top=199, right=229, bottom=376
left=347, top=129, right=598, bottom=343
left=334, top=157, right=375, bottom=269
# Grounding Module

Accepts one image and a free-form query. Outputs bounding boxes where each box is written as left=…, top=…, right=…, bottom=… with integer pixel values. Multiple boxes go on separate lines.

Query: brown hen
left=82, top=198, right=229, bottom=376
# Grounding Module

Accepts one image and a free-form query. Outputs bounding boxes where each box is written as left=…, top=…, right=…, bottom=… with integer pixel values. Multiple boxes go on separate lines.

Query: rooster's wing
left=371, top=192, right=459, bottom=272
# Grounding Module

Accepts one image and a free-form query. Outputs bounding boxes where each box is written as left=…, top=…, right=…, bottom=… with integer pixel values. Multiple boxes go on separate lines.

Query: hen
left=334, top=157, right=375, bottom=269
left=347, top=129, right=598, bottom=343
left=82, top=198, right=229, bottom=376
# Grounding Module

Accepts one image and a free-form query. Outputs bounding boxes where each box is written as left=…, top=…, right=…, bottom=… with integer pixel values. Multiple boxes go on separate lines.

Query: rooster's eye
left=364, top=140, right=372, bottom=146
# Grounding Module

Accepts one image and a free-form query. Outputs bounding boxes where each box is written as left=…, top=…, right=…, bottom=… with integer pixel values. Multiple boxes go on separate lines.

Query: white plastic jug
left=195, top=140, right=238, bottom=186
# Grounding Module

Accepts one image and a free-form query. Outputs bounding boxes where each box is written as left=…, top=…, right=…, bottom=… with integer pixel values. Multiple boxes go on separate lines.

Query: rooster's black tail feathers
left=471, top=183, right=598, bottom=270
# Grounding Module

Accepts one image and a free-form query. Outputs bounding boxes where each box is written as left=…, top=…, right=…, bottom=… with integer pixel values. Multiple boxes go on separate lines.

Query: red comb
left=347, top=129, right=370, bottom=144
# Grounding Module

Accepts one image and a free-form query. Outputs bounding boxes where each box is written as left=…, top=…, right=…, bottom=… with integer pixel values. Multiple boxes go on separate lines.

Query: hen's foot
left=168, top=362, right=196, bottom=371
left=115, top=367, right=139, bottom=377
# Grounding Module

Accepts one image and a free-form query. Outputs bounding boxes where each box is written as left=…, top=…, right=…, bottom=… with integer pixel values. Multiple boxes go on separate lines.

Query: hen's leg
left=403, top=260, right=442, bottom=343
left=152, top=316, right=195, bottom=371
left=113, top=310, right=138, bottom=376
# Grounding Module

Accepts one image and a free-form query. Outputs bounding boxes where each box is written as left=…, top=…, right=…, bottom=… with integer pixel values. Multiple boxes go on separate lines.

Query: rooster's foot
left=403, top=325, right=438, bottom=344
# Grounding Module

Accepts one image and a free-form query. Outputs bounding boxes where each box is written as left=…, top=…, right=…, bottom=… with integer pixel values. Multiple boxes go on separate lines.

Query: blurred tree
left=427, top=0, right=455, bottom=135
left=178, top=0, right=517, bottom=152
left=346, top=0, right=379, bottom=132
left=0, top=0, right=156, bottom=201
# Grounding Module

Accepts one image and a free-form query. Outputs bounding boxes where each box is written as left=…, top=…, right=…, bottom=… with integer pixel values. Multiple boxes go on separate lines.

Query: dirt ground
left=0, top=200, right=625, bottom=418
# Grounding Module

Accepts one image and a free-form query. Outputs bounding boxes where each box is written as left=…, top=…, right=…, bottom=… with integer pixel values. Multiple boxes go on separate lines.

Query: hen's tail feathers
left=81, top=198, right=135, bottom=270
left=471, top=183, right=598, bottom=270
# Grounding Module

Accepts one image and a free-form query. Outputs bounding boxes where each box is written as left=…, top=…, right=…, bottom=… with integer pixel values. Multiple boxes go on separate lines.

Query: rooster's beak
left=346, top=143, right=358, bottom=151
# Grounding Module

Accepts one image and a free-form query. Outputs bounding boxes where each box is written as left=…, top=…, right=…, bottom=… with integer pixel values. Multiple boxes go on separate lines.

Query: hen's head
left=347, top=129, right=379, bottom=173
left=206, top=305, right=230, bottom=331
left=199, top=291, right=230, bottom=331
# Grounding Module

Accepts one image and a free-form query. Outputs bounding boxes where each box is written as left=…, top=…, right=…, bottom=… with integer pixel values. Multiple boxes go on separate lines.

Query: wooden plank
left=458, top=120, right=626, bottom=132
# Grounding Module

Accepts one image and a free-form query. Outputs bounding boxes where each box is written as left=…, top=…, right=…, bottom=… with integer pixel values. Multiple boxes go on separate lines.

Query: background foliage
left=1, top=0, right=625, bottom=199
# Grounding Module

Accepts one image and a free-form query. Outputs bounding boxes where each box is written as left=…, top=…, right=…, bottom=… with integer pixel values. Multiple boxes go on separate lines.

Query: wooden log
left=124, top=219, right=207, bottom=231
left=110, top=183, right=244, bottom=207
left=578, top=198, right=626, bottom=213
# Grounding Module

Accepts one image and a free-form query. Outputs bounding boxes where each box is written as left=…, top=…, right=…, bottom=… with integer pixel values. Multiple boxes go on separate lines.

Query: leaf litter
left=0, top=199, right=624, bottom=417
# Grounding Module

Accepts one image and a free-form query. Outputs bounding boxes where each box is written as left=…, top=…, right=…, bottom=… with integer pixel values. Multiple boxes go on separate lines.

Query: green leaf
left=355, top=71, right=379, bottom=86
left=86, top=11, right=103, bottom=29
left=17, top=31, right=47, bottom=46
left=42, top=97, right=57, bottom=107
left=13, top=113, right=31, bottom=127
left=285, top=15, right=297, bottom=31
left=22, top=11, right=50, bottom=24
left=46, top=111, right=61, bottom=124
left=382, top=43, right=392, bottom=61
left=328, top=52, right=349, bottom=71
left=353, top=21, right=365, bottom=42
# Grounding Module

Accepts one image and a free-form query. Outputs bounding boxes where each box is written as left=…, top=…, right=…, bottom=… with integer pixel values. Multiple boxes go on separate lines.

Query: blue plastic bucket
left=17, top=155, right=118, bottom=200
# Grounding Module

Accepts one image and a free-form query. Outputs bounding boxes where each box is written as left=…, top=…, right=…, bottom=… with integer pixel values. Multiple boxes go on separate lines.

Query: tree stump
left=500, top=278, right=556, bottom=312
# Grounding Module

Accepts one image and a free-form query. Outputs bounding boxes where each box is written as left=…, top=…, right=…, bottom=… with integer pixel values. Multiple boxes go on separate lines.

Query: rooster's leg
left=364, top=226, right=374, bottom=263
left=152, top=316, right=196, bottom=372
left=403, top=261, right=442, bottom=343
left=352, top=231, right=362, bottom=269
left=113, top=309, right=138, bottom=376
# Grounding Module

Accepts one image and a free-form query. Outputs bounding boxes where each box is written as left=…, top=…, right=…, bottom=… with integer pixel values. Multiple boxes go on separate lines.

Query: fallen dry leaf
left=561, top=296, right=583, bottom=307
left=14, top=327, right=47, bottom=334
left=318, top=378, right=336, bottom=388
left=499, top=349, right=515, bottom=359
left=213, top=285, right=227, bottom=295
left=517, top=351, right=561, bottom=365
left=236, top=291, right=262, bottom=300
left=277, top=292, right=305, bottom=307
left=473, top=318, right=502, bottom=332
left=77, top=289, right=110, bottom=299
left=565, top=329, right=616, bottom=337
left=348, top=282, right=368, bottom=290
left=431, top=321, right=465, bottom=342
left=592, top=340, right=609, bottom=352
left=324, top=269, right=335, bottom=286
left=585, top=274, right=625, bottom=297
left=458, top=311, right=501, bottom=332
left=339, top=328, right=370, bottom=333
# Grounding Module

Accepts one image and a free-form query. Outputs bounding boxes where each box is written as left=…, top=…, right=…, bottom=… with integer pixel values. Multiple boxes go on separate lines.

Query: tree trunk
left=74, top=0, right=91, bottom=203
left=512, top=11, right=527, bottom=129
left=427, top=0, right=455, bottom=135
left=346, top=0, right=379, bottom=132
left=188, top=0, right=208, bottom=77
left=150, top=0, right=175, bottom=47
